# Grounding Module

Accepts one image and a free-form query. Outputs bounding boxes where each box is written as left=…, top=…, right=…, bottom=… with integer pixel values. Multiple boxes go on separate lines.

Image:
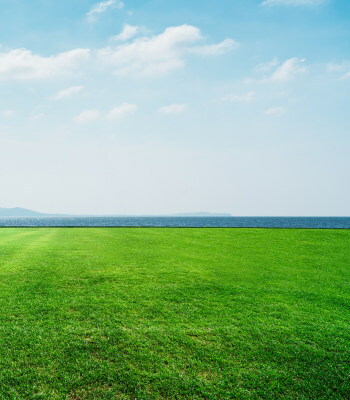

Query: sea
left=0, top=216, right=349, bottom=229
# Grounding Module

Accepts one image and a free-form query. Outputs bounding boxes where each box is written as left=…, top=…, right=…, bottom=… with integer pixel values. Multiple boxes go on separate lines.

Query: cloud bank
left=0, top=25, right=236, bottom=81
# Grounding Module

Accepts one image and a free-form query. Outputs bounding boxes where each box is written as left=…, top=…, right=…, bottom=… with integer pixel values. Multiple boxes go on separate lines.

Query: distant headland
left=0, top=208, right=231, bottom=218
left=0, top=207, right=47, bottom=217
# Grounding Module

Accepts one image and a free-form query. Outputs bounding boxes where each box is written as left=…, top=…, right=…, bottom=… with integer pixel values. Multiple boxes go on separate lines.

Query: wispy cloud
left=2, top=110, right=15, bottom=117
left=111, top=24, right=146, bottom=42
left=106, top=103, right=137, bottom=120
left=0, top=48, right=90, bottom=80
left=327, top=63, right=344, bottom=72
left=87, top=0, right=124, bottom=21
left=54, top=86, right=84, bottom=100
left=189, top=38, right=238, bottom=56
left=74, top=110, right=101, bottom=124
left=267, top=57, right=306, bottom=82
left=222, top=92, right=255, bottom=102
left=262, top=0, right=324, bottom=6
left=158, top=104, right=186, bottom=114
left=264, top=106, right=286, bottom=116
left=30, top=113, right=45, bottom=121
left=247, top=58, right=306, bottom=83
left=327, top=62, right=350, bottom=79
left=255, top=58, right=279, bottom=73
left=75, top=104, right=137, bottom=123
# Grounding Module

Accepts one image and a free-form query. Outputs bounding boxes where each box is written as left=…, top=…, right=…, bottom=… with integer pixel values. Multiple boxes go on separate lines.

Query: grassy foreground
left=0, top=228, right=349, bottom=399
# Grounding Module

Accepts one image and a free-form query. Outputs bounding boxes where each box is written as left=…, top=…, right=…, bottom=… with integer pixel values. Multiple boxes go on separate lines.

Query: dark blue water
left=0, top=216, right=349, bottom=228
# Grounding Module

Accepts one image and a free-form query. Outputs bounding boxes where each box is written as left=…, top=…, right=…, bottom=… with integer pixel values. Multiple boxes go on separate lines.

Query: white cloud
left=98, top=25, right=200, bottom=76
left=87, top=0, right=123, bottom=21
left=264, top=106, right=286, bottom=116
left=255, top=58, right=279, bottom=73
left=189, top=38, right=239, bottom=56
left=327, top=62, right=350, bottom=79
left=0, top=25, right=235, bottom=82
left=269, top=57, right=306, bottom=81
left=54, top=86, right=84, bottom=100
left=75, top=110, right=101, bottom=124
left=158, top=104, right=186, bottom=114
left=262, top=0, right=324, bottom=6
left=327, top=63, right=343, bottom=72
left=2, top=110, right=15, bottom=117
left=111, top=24, right=146, bottom=42
left=272, top=90, right=290, bottom=98
left=75, top=104, right=137, bottom=123
left=0, top=48, right=90, bottom=80
left=30, top=113, right=45, bottom=120
left=247, top=58, right=306, bottom=84
left=223, top=92, right=255, bottom=102
left=106, top=103, right=137, bottom=120
left=98, top=25, right=237, bottom=77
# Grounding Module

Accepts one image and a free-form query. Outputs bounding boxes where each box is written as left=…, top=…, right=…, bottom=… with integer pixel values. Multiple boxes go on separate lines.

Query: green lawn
left=0, top=228, right=348, bottom=399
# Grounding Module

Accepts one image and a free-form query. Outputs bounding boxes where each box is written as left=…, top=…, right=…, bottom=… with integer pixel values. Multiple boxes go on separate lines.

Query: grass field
left=0, top=228, right=349, bottom=399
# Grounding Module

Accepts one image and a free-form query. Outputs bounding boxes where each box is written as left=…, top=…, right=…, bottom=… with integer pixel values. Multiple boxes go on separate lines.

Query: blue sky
left=0, top=0, right=349, bottom=215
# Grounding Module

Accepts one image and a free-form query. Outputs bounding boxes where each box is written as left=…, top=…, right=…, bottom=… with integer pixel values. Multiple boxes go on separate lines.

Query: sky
left=0, top=0, right=349, bottom=216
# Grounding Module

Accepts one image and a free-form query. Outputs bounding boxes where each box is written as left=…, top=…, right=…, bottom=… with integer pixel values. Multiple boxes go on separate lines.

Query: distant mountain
left=0, top=208, right=232, bottom=218
left=0, top=207, right=47, bottom=217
